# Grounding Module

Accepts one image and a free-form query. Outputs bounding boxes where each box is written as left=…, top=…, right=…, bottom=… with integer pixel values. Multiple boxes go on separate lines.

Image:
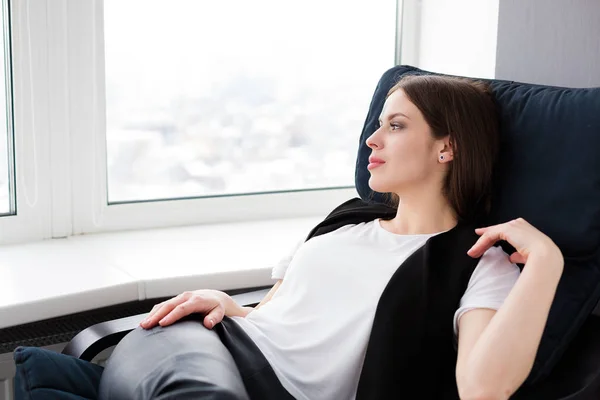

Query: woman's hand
left=140, top=289, right=227, bottom=330
left=467, top=217, right=563, bottom=269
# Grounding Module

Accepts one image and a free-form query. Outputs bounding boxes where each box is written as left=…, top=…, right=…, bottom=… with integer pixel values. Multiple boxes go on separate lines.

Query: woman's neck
left=382, top=194, right=458, bottom=235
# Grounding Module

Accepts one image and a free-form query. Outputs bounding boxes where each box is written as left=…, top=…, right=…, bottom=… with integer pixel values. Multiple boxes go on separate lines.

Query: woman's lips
left=368, top=156, right=385, bottom=170
left=367, top=161, right=385, bottom=170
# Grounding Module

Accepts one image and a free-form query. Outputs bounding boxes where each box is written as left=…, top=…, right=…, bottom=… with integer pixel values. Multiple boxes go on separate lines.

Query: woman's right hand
left=140, top=289, right=227, bottom=330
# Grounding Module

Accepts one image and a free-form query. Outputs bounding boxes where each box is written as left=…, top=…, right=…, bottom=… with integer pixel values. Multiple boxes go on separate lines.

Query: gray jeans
left=98, top=315, right=295, bottom=400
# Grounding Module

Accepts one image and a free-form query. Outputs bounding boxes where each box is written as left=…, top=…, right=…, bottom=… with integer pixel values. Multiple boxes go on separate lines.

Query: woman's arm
left=235, top=279, right=283, bottom=316
left=142, top=238, right=297, bottom=328
left=455, top=219, right=564, bottom=400
left=141, top=280, right=283, bottom=329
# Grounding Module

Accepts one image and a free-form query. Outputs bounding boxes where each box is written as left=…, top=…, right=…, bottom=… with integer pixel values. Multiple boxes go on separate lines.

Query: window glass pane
left=104, top=0, right=396, bottom=203
left=0, top=0, right=13, bottom=215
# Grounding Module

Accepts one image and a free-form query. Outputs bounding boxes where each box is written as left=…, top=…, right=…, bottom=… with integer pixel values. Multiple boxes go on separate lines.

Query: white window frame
left=397, top=0, right=420, bottom=66
left=0, top=0, right=53, bottom=245
left=1, top=0, right=407, bottom=243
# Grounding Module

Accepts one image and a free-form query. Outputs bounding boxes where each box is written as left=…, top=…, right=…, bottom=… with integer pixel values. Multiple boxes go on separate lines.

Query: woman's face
left=366, top=88, right=451, bottom=195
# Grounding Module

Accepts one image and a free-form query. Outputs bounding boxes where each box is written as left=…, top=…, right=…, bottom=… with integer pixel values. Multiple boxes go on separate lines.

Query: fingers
left=203, top=307, right=225, bottom=329
left=467, top=225, right=508, bottom=258
left=140, top=302, right=176, bottom=329
left=140, top=292, right=191, bottom=329
left=469, top=218, right=541, bottom=265
left=140, top=291, right=222, bottom=329
left=509, top=252, right=527, bottom=264
left=158, top=300, right=196, bottom=327
left=147, top=302, right=165, bottom=319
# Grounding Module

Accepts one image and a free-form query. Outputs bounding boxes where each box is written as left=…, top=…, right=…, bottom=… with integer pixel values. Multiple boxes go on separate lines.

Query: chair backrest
left=354, top=65, right=600, bottom=384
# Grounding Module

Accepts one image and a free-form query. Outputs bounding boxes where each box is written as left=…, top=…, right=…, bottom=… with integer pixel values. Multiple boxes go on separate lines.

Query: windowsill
left=0, top=216, right=321, bottom=329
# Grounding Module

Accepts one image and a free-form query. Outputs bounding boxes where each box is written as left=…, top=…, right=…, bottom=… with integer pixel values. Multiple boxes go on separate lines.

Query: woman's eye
left=390, top=123, right=403, bottom=130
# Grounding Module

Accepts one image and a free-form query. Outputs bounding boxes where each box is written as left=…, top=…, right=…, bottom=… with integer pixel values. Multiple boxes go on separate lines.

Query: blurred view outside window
left=0, top=0, right=13, bottom=215
left=104, top=0, right=397, bottom=203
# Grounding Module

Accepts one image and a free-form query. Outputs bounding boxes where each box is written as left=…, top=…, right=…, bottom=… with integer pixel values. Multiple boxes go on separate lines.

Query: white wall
left=407, top=0, right=600, bottom=87
left=405, top=0, right=500, bottom=79
left=495, top=0, right=600, bottom=87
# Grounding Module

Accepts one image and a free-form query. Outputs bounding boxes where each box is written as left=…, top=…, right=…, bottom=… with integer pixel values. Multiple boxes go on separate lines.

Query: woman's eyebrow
left=378, top=112, right=410, bottom=123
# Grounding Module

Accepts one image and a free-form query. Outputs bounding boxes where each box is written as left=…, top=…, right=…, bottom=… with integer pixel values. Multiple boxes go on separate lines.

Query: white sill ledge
left=0, top=216, right=321, bottom=329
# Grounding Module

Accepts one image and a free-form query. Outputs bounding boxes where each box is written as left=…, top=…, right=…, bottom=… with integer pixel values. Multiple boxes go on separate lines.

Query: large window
left=103, top=0, right=397, bottom=203
left=0, top=0, right=502, bottom=243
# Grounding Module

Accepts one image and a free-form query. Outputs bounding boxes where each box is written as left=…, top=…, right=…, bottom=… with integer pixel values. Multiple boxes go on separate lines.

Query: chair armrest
left=62, top=288, right=270, bottom=361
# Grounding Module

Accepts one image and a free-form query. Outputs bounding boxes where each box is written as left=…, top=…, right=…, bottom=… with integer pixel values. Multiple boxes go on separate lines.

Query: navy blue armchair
left=64, top=66, right=600, bottom=399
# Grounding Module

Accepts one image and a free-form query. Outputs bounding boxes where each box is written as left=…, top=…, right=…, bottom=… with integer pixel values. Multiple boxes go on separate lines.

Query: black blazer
left=306, top=198, right=481, bottom=399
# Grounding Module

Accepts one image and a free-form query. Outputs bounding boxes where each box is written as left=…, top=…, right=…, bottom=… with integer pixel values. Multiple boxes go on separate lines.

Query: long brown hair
left=385, top=74, right=500, bottom=224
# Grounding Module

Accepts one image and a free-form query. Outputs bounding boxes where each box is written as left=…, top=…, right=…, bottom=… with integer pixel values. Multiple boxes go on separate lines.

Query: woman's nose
left=366, top=131, right=380, bottom=149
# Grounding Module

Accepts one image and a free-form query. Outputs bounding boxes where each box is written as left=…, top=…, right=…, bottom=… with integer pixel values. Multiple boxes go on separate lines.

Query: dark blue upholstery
left=355, top=65, right=600, bottom=384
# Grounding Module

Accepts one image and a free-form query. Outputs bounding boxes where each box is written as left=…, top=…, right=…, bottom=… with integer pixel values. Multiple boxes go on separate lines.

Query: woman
left=15, top=75, right=564, bottom=400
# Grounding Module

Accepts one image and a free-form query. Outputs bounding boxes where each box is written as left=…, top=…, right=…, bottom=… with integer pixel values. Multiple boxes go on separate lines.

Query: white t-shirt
left=231, top=219, right=520, bottom=400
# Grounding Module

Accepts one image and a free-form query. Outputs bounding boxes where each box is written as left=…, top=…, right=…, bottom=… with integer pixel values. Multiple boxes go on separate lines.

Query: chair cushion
left=13, top=346, right=103, bottom=400
left=355, top=65, right=600, bottom=383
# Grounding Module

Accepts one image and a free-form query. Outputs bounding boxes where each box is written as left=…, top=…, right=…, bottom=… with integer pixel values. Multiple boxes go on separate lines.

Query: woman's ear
left=438, top=137, right=455, bottom=162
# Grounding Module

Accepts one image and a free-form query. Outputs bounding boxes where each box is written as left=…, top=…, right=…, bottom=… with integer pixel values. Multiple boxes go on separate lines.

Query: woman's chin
left=368, top=177, right=393, bottom=194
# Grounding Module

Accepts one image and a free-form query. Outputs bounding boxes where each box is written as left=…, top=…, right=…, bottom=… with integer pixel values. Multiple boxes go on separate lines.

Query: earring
left=439, top=155, right=444, bottom=161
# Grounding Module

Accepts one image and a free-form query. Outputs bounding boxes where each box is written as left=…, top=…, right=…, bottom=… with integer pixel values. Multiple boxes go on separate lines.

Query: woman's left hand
left=467, top=217, right=563, bottom=268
